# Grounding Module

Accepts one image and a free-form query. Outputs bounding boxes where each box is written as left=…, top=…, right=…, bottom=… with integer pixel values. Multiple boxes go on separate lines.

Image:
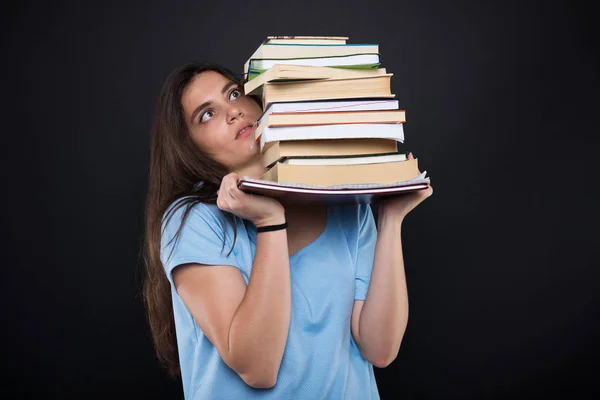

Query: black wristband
left=256, top=222, right=288, bottom=233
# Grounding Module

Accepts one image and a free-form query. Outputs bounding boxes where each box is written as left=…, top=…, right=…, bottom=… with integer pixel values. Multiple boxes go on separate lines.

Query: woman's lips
left=236, top=125, right=254, bottom=140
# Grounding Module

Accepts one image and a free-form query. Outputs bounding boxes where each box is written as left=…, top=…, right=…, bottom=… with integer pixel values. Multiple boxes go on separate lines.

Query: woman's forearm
left=227, top=228, right=291, bottom=388
left=357, top=213, right=408, bottom=367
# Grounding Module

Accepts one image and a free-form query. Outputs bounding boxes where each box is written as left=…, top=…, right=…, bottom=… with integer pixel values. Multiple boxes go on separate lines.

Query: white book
left=281, top=153, right=407, bottom=166
left=260, top=100, right=399, bottom=119
left=266, top=38, right=347, bottom=44
left=244, top=43, right=379, bottom=73
left=257, top=123, right=405, bottom=151
left=248, top=43, right=378, bottom=61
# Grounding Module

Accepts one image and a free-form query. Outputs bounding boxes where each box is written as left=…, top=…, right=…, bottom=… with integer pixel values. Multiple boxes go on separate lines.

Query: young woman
left=143, top=62, right=433, bottom=399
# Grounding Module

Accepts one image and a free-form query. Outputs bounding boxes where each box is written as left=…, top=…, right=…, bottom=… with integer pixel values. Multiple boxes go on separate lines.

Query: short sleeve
left=160, top=201, right=239, bottom=288
left=354, top=205, right=377, bottom=301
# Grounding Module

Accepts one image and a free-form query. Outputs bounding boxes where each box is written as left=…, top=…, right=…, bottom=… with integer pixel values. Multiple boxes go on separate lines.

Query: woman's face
left=181, top=71, right=262, bottom=171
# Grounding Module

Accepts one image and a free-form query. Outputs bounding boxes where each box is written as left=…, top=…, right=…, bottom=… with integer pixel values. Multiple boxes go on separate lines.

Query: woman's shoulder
left=162, top=197, right=228, bottom=232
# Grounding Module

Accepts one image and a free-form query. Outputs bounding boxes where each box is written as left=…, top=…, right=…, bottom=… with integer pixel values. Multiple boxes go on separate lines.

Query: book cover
left=238, top=172, right=431, bottom=205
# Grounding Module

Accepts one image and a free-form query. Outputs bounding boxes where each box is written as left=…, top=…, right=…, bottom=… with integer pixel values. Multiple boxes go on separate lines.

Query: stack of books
left=238, top=36, right=431, bottom=204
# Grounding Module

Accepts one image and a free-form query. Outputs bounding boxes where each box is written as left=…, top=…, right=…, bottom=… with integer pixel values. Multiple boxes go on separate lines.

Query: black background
left=2, top=0, right=599, bottom=398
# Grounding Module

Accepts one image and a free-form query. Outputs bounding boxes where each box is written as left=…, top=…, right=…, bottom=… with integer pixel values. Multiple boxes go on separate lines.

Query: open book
left=238, top=172, right=431, bottom=205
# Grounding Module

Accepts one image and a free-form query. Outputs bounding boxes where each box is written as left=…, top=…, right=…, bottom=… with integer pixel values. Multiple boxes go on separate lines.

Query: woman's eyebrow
left=221, top=81, right=237, bottom=94
left=190, top=82, right=239, bottom=123
left=190, top=101, right=211, bottom=124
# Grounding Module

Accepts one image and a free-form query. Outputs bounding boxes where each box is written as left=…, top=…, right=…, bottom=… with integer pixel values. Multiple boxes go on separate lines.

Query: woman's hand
left=379, top=152, right=433, bottom=222
left=217, top=172, right=285, bottom=227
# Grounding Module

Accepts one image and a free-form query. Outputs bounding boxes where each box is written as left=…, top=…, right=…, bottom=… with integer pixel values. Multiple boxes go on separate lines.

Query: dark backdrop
left=2, top=0, right=599, bottom=398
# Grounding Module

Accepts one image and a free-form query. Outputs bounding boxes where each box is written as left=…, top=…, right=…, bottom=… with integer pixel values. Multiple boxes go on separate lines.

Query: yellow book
left=244, top=64, right=387, bottom=96
left=262, top=109, right=405, bottom=127
left=262, top=158, right=420, bottom=186
left=261, top=74, right=393, bottom=109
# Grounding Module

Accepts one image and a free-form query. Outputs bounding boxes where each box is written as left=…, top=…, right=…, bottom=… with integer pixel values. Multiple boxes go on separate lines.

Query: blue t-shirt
left=161, top=200, right=379, bottom=400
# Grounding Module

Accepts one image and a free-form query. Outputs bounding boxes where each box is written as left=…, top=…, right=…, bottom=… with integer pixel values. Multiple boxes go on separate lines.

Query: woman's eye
left=229, top=89, right=242, bottom=101
left=200, top=110, right=214, bottom=123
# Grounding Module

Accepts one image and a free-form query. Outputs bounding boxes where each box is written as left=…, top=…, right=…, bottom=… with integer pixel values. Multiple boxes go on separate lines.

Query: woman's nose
left=227, top=104, right=243, bottom=122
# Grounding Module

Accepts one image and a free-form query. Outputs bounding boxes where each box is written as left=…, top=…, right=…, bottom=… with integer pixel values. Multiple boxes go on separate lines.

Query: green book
left=247, top=53, right=381, bottom=81
left=248, top=64, right=381, bottom=81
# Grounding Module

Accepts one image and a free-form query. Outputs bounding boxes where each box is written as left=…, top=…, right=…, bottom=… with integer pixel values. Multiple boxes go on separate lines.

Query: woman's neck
left=233, top=154, right=265, bottom=179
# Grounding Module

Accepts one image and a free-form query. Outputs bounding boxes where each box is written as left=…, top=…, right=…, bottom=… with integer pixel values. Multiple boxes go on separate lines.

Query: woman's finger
left=221, top=172, right=238, bottom=186
left=227, top=172, right=240, bottom=184
left=407, top=152, right=424, bottom=174
left=231, top=184, right=249, bottom=202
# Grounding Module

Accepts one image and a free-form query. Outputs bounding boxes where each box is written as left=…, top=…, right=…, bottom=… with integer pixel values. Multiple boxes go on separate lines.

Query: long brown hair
left=143, top=62, right=248, bottom=377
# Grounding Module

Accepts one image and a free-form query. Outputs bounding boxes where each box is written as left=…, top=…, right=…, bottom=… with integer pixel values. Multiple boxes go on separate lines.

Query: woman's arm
left=350, top=212, right=407, bottom=368
left=352, top=153, right=433, bottom=367
left=174, top=224, right=290, bottom=388
left=174, top=173, right=290, bottom=388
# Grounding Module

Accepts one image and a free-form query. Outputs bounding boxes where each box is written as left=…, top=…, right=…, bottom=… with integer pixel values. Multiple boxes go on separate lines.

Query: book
left=247, top=54, right=380, bottom=79
left=244, top=43, right=379, bottom=77
left=279, top=152, right=407, bottom=166
left=262, top=139, right=399, bottom=167
left=262, top=158, right=421, bottom=186
left=261, top=109, right=406, bottom=127
left=244, top=36, right=349, bottom=74
left=244, top=65, right=387, bottom=96
left=265, top=36, right=348, bottom=44
left=260, top=99, right=399, bottom=115
left=238, top=35, right=432, bottom=205
left=261, top=74, right=394, bottom=108
left=238, top=172, right=431, bottom=205
left=256, top=123, right=405, bottom=152
left=246, top=43, right=378, bottom=60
